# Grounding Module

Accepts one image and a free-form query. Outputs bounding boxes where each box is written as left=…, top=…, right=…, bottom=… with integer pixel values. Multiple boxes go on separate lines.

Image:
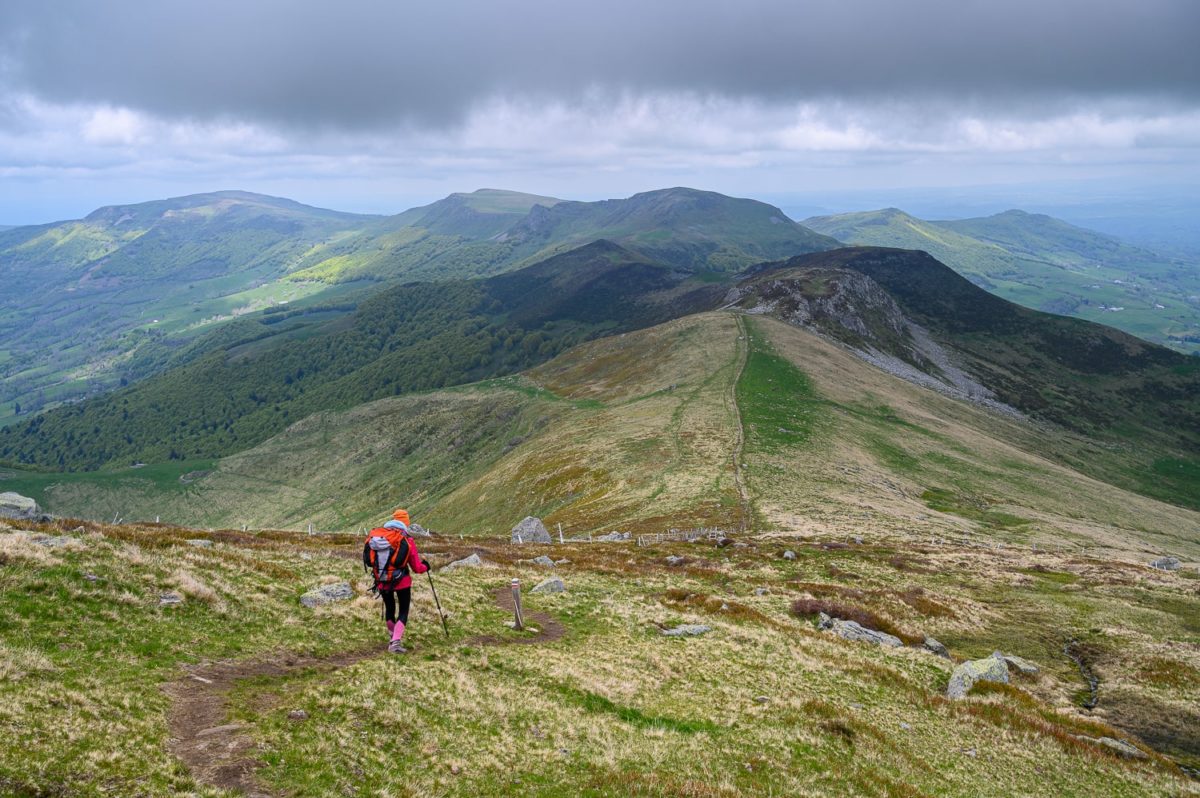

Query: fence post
left=511, top=578, right=524, bottom=631
left=558, top=523, right=563, bottom=544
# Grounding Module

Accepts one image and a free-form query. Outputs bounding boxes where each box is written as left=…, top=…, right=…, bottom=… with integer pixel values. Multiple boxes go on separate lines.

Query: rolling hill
left=802, top=208, right=1200, bottom=353
left=0, top=187, right=836, bottom=427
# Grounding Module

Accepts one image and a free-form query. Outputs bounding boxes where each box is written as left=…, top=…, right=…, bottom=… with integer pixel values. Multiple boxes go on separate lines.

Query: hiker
left=363, top=509, right=430, bottom=653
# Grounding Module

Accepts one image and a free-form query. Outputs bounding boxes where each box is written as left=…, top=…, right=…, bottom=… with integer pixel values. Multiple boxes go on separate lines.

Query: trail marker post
left=558, top=523, right=563, bottom=544
left=511, top=578, right=524, bottom=631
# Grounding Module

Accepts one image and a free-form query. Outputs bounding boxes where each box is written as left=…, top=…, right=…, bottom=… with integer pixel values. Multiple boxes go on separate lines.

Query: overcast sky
left=1, top=0, right=1198, bottom=224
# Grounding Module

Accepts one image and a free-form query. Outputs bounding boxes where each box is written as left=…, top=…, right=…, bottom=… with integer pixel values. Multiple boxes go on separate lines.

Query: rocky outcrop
left=923, top=636, right=950, bottom=658
left=511, top=517, right=551, bottom=544
left=0, top=492, right=42, bottom=522
left=947, top=654, right=1009, bottom=698
left=995, top=651, right=1039, bottom=675
left=661, top=624, right=711, bottom=637
left=818, top=614, right=902, bottom=648
left=299, top=582, right=353, bottom=608
left=1149, top=556, right=1180, bottom=571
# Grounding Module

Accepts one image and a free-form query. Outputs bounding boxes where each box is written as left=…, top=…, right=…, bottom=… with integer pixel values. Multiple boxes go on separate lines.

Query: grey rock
left=899, top=722, right=912, bottom=730
left=754, top=695, right=770, bottom=704
left=0, top=492, right=40, bottom=521
left=661, top=624, right=711, bottom=637
left=782, top=550, right=796, bottom=560
left=32, top=535, right=74, bottom=548
left=529, top=555, right=556, bottom=568
left=923, top=636, right=951, bottom=659
left=947, top=654, right=1009, bottom=699
left=994, top=651, right=1039, bottom=675
left=1095, top=737, right=1148, bottom=760
left=852, top=536, right=864, bottom=545
left=408, top=522, right=432, bottom=537
left=287, top=710, right=309, bottom=721
left=442, top=553, right=484, bottom=571
left=826, top=618, right=903, bottom=648
left=159, top=592, right=184, bottom=606
left=554, top=559, right=570, bottom=565
left=817, top=611, right=834, bottom=630
left=531, top=576, right=565, bottom=594
left=185, top=539, right=214, bottom=548
left=511, top=517, right=551, bottom=544
left=665, top=555, right=686, bottom=566
left=595, top=531, right=631, bottom=542
left=84, top=573, right=99, bottom=582
left=1149, top=556, right=1180, bottom=571
left=754, top=587, right=769, bottom=596
left=299, top=581, right=353, bottom=608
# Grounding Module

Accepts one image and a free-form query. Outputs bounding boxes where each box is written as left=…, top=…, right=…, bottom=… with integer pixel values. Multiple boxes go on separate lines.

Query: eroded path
left=165, top=581, right=564, bottom=795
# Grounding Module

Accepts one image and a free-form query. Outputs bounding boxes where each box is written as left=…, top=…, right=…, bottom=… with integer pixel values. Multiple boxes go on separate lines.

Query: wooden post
left=558, top=523, right=563, bottom=544
left=155, top=516, right=160, bottom=524
left=511, top=578, right=524, bottom=631
left=307, top=523, right=313, bottom=535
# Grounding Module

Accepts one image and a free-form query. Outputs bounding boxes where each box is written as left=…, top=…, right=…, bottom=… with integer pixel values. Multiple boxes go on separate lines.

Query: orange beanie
left=392, top=508, right=410, bottom=526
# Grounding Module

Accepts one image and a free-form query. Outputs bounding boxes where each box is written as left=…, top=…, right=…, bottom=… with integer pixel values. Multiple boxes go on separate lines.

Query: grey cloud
left=0, top=0, right=1197, bottom=131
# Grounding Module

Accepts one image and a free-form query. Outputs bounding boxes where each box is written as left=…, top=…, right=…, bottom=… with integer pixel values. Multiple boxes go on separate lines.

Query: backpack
left=363, top=527, right=413, bottom=590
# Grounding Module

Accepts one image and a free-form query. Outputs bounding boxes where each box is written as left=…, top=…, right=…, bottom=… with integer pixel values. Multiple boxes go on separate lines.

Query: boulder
left=0, top=492, right=40, bottom=521
left=529, top=555, right=556, bottom=568
left=185, top=539, right=214, bottom=548
left=408, top=523, right=432, bottom=538
left=665, top=555, right=686, bottom=567
left=159, top=592, right=184, bottom=606
left=595, top=531, right=630, bottom=542
left=442, top=553, right=484, bottom=571
left=511, top=517, right=551, bottom=544
left=299, top=581, right=353, bottom=608
left=826, top=618, right=902, bottom=648
left=531, top=577, right=565, bottom=594
left=994, top=651, right=1039, bottom=675
left=923, top=636, right=951, bottom=659
left=782, top=550, right=796, bottom=560
left=1094, top=737, right=1148, bottom=760
left=1149, top=556, right=1180, bottom=571
left=661, top=624, right=711, bottom=637
left=947, top=654, right=1009, bottom=699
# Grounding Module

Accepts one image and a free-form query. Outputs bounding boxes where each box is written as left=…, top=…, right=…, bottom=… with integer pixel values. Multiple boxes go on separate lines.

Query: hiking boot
left=388, top=640, right=407, bottom=654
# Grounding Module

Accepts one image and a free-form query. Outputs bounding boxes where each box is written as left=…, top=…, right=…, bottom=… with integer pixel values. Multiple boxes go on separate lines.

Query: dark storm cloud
left=1, top=0, right=1197, bottom=130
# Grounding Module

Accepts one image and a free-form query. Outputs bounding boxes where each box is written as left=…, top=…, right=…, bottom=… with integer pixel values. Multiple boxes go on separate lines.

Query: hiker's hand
left=421, top=559, right=431, bottom=570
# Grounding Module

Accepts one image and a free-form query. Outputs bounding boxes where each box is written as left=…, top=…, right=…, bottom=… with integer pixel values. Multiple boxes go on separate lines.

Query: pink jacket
left=394, top=537, right=428, bottom=590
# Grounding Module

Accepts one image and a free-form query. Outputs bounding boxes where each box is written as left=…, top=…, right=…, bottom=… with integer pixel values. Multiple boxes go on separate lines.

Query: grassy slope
left=803, top=209, right=1200, bottom=353
left=17, top=312, right=1199, bottom=566
left=0, top=518, right=1196, bottom=796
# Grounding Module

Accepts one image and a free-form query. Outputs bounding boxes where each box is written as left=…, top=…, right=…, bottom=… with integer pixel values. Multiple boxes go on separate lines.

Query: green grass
left=736, top=318, right=823, bottom=451
left=921, top=488, right=1032, bottom=530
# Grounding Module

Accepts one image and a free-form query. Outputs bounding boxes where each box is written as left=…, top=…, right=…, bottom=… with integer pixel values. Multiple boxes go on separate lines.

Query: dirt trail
left=165, top=581, right=563, bottom=795
left=729, top=313, right=752, bottom=530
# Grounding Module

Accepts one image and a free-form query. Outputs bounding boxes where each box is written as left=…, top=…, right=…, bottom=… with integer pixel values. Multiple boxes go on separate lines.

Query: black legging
left=381, top=587, right=411, bottom=625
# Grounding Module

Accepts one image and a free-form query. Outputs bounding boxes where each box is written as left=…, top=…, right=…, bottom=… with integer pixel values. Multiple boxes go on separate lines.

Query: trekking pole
left=426, top=569, right=450, bottom=638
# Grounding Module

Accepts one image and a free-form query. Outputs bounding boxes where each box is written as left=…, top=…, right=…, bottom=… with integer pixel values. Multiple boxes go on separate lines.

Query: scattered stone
left=754, top=696, right=770, bottom=704
left=299, top=581, right=353, bottom=608
left=733, top=542, right=749, bottom=549
left=754, top=587, right=769, bottom=596
left=662, top=624, right=712, bottom=637
left=782, top=550, right=796, bottom=560
left=442, top=553, right=485, bottom=571
left=531, top=577, right=565, bottom=594
left=530, top=555, right=556, bottom=568
left=923, top=636, right=951, bottom=659
left=0, top=492, right=41, bottom=521
left=554, top=559, right=570, bottom=565
left=825, top=618, right=903, bottom=648
left=962, top=748, right=977, bottom=758
left=595, top=531, right=631, bottom=542
left=947, top=654, right=1009, bottom=699
left=899, top=722, right=912, bottom=730
left=852, top=536, right=863, bottom=545
left=287, top=710, right=309, bottom=721
left=817, top=611, right=834, bottom=629
left=848, top=702, right=864, bottom=710
left=159, top=592, right=184, bottom=606
left=665, top=555, right=686, bottom=566
left=190, top=675, right=213, bottom=684
left=995, top=651, right=1040, bottom=675
left=511, top=517, right=551, bottom=544
left=717, top=537, right=734, bottom=548
left=1149, top=556, right=1180, bottom=571
left=408, top=523, right=432, bottom=538
left=31, top=535, right=74, bottom=548
left=185, top=539, right=214, bottom=548
left=84, top=573, right=99, bottom=582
